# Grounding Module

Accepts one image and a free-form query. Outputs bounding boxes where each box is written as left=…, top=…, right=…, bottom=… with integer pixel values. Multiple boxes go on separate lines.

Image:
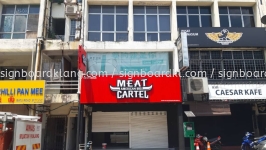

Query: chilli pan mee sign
left=80, top=75, right=182, bottom=104
left=0, top=80, right=45, bottom=104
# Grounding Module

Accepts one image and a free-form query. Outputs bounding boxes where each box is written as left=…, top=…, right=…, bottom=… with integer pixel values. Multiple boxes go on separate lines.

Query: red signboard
left=80, top=75, right=182, bottom=104
left=78, top=45, right=87, bottom=72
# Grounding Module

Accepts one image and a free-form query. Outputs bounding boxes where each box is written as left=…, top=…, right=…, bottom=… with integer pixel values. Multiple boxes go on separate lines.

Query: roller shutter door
left=92, top=112, right=129, bottom=132
left=130, top=111, right=168, bottom=148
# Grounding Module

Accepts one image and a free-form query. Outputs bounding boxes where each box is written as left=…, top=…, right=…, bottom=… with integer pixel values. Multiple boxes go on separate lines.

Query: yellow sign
left=0, top=80, right=45, bottom=104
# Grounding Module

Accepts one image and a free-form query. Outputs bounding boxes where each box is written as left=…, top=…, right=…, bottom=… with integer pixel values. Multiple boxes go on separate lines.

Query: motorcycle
left=241, top=132, right=266, bottom=150
left=194, top=134, right=222, bottom=150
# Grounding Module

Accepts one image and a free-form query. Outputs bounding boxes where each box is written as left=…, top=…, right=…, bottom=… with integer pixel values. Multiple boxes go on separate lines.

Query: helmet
left=246, top=132, right=252, bottom=136
left=203, top=136, right=208, bottom=142
left=196, top=134, right=201, bottom=138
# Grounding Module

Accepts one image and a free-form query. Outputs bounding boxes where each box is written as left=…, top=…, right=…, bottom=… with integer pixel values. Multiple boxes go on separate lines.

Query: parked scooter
left=194, top=134, right=222, bottom=150
left=86, top=141, right=93, bottom=150
left=241, top=132, right=266, bottom=150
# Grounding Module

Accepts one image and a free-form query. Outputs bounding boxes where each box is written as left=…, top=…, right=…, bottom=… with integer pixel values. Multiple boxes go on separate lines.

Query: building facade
left=0, top=0, right=266, bottom=149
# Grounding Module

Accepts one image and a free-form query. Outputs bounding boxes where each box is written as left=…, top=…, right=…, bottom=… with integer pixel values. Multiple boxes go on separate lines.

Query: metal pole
left=190, top=137, right=195, bottom=150
left=76, top=70, right=83, bottom=150
left=178, top=104, right=185, bottom=150
left=84, top=115, right=88, bottom=150
left=76, top=94, right=84, bottom=150
left=2, top=113, right=7, bottom=132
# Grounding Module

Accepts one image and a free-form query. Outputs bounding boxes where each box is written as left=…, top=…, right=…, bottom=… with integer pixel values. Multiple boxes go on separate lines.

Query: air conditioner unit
left=186, top=77, right=209, bottom=94
left=65, top=5, right=77, bottom=16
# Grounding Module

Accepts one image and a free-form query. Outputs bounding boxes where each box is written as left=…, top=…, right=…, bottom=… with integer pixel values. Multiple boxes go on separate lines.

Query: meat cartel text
left=110, top=79, right=153, bottom=99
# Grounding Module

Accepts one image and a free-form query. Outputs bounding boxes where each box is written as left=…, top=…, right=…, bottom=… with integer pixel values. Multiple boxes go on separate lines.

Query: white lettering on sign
left=208, top=84, right=266, bottom=100
left=110, top=79, right=153, bottom=99
left=180, top=29, right=199, bottom=36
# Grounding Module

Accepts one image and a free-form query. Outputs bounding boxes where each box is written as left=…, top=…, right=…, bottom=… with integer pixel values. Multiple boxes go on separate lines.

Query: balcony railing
left=45, top=80, right=78, bottom=94
left=55, top=35, right=65, bottom=41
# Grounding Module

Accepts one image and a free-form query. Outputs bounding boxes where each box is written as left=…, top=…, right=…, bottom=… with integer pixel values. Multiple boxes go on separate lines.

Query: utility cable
left=24, top=100, right=76, bottom=113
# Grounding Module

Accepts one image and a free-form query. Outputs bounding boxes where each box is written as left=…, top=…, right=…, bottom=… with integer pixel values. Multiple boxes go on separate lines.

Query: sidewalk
left=91, top=146, right=239, bottom=150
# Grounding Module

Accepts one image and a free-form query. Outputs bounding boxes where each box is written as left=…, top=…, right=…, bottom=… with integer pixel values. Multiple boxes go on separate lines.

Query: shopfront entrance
left=86, top=103, right=183, bottom=149
left=80, top=51, right=183, bottom=149
left=91, top=111, right=168, bottom=149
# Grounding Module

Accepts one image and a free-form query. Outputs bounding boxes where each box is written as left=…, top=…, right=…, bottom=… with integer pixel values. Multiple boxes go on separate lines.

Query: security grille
left=44, top=116, right=67, bottom=150
left=181, top=50, right=266, bottom=80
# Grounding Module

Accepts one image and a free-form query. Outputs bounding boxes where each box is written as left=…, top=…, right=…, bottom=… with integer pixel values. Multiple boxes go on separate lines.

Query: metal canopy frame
left=0, top=111, right=40, bottom=131
left=0, top=111, right=40, bottom=121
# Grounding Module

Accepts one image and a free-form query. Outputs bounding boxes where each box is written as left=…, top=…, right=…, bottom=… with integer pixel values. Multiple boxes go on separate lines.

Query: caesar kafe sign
left=110, top=79, right=153, bottom=99
left=208, top=84, right=266, bottom=100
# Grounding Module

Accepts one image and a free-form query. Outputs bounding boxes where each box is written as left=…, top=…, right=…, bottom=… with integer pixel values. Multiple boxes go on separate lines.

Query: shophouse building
left=0, top=0, right=266, bottom=149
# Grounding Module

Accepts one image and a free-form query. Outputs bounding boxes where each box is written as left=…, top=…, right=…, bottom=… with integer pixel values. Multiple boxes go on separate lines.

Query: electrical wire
left=24, top=100, right=76, bottom=113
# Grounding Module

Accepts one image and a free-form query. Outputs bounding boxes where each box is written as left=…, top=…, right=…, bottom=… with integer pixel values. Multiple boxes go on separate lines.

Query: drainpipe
left=30, top=0, right=47, bottom=116
left=30, top=39, right=38, bottom=80
left=29, top=38, right=42, bottom=117
left=48, top=1, right=53, bottom=37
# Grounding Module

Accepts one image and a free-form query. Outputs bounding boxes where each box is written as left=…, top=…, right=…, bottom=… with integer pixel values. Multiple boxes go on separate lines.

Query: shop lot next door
left=92, top=111, right=168, bottom=149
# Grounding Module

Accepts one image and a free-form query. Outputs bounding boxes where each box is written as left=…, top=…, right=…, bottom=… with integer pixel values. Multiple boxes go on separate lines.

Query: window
left=87, top=52, right=171, bottom=75
left=53, top=18, right=65, bottom=41
left=88, top=5, right=128, bottom=41
left=219, top=7, right=255, bottom=27
left=177, top=6, right=212, bottom=27
left=69, top=20, right=76, bottom=41
left=0, top=5, right=40, bottom=39
left=133, top=6, right=171, bottom=41
left=182, top=50, right=266, bottom=79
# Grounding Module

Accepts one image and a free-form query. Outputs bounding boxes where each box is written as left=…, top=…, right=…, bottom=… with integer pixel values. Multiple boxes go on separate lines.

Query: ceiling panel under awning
left=189, top=102, right=231, bottom=116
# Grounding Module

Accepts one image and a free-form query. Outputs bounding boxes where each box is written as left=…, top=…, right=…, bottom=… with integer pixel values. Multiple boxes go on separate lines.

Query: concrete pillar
left=211, top=0, right=220, bottom=27
left=84, top=0, right=88, bottom=41
left=128, top=0, right=133, bottom=41
left=0, top=3, right=3, bottom=26
left=66, top=117, right=72, bottom=150
left=37, top=0, right=46, bottom=37
left=253, top=4, right=263, bottom=27
left=173, top=47, right=179, bottom=74
left=171, top=0, right=178, bottom=41
left=65, top=17, right=70, bottom=42
left=178, top=104, right=185, bottom=150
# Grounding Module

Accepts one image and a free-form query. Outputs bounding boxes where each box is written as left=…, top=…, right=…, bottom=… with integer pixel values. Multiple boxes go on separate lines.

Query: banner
left=80, top=75, right=182, bottom=104
left=179, top=27, right=266, bottom=48
left=209, top=84, right=266, bottom=100
left=13, top=120, right=42, bottom=150
left=78, top=45, right=87, bottom=73
left=0, top=80, right=45, bottom=104
left=87, top=52, right=169, bottom=74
